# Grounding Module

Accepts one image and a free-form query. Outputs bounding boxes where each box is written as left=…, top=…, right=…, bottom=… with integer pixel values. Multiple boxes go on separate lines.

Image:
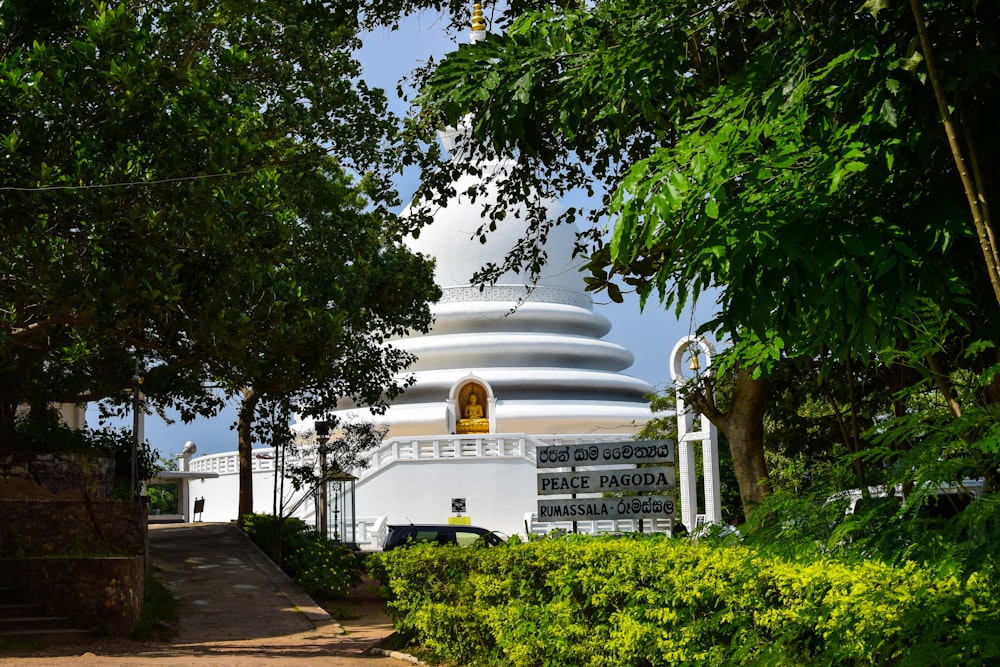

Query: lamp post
left=332, top=480, right=342, bottom=541
left=315, top=420, right=330, bottom=538
left=130, top=359, right=143, bottom=502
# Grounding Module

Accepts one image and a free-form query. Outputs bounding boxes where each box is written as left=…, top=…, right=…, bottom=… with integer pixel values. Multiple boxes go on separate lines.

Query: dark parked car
left=382, top=524, right=505, bottom=551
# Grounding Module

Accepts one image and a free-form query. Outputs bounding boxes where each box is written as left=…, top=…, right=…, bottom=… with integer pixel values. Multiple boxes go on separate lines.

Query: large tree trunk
left=688, top=368, right=771, bottom=520
left=237, top=386, right=260, bottom=526
left=717, top=370, right=771, bottom=518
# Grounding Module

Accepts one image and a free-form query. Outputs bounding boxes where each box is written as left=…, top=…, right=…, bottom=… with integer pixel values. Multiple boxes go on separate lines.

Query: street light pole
left=332, top=481, right=341, bottom=541
left=315, top=421, right=330, bottom=538
left=130, top=359, right=142, bottom=502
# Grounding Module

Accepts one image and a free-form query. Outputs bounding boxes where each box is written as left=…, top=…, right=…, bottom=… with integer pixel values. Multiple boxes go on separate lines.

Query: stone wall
left=0, top=556, right=145, bottom=636
left=0, top=498, right=146, bottom=636
left=0, top=451, right=115, bottom=498
left=0, top=499, right=145, bottom=557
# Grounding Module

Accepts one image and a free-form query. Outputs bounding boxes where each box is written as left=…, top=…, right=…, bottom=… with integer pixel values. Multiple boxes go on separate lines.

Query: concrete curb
left=367, top=647, right=427, bottom=665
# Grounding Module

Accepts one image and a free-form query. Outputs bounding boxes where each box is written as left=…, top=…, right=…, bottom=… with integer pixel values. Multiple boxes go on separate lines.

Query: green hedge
left=242, top=514, right=361, bottom=599
left=367, top=536, right=1000, bottom=666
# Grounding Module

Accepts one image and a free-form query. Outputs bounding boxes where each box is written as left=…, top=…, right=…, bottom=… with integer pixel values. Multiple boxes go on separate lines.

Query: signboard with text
left=536, top=440, right=676, bottom=523
left=537, top=466, right=675, bottom=495
left=536, top=440, right=674, bottom=469
left=538, top=496, right=675, bottom=522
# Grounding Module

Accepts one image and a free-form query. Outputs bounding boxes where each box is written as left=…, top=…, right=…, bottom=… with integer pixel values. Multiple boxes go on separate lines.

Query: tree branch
left=926, top=352, right=963, bottom=418
left=909, top=0, right=1000, bottom=305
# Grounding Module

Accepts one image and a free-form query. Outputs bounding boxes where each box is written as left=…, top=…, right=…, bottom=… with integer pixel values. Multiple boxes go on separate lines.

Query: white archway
left=669, top=336, right=722, bottom=530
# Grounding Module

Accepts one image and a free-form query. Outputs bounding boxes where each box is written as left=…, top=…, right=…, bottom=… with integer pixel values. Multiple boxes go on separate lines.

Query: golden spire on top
left=471, top=3, right=487, bottom=37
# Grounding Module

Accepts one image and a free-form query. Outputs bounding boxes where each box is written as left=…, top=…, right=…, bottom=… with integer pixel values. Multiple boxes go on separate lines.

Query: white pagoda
left=188, top=7, right=660, bottom=541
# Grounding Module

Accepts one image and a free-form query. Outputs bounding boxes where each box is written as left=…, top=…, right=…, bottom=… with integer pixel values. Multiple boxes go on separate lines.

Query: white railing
left=189, top=448, right=281, bottom=475
left=438, top=284, right=593, bottom=309
left=523, top=512, right=675, bottom=537
left=365, top=434, right=529, bottom=473
left=355, top=516, right=389, bottom=551
left=361, top=433, right=629, bottom=479
left=190, top=434, right=629, bottom=482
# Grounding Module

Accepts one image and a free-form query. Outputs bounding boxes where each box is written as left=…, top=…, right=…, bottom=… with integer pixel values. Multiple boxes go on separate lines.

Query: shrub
left=8, top=413, right=159, bottom=499
left=242, top=513, right=361, bottom=599
left=369, top=535, right=1000, bottom=666
left=283, top=534, right=361, bottom=599
left=744, top=484, right=1000, bottom=572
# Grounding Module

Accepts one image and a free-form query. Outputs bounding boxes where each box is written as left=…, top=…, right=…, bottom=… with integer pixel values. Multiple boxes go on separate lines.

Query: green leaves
left=406, top=0, right=1000, bottom=515
left=0, top=0, right=442, bottom=442
left=704, top=196, right=719, bottom=220
left=373, top=538, right=1000, bottom=666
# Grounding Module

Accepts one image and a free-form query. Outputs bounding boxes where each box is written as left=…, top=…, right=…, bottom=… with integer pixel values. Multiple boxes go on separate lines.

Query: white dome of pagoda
left=327, top=156, right=654, bottom=438
left=405, top=169, right=581, bottom=292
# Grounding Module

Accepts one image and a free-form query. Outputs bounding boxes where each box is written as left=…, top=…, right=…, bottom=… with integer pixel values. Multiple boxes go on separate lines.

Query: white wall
left=188, top=454, right=537, bottom=538
left=354, top=456, right=538, bottom=538
left=185, top=468, right=308, bottom=523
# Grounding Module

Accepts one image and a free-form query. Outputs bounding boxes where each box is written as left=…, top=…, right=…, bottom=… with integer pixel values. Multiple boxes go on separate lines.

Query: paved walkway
left=2, top=523, right=413, bottom=666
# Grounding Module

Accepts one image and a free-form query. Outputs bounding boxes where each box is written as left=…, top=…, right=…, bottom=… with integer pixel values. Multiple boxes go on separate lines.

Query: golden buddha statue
left=457, top=389, right=489, bottom=434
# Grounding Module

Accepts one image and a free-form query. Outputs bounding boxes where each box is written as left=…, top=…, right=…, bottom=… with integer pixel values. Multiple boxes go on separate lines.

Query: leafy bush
left=242, top=513, right=361, bottom=599
left=283, top=534, right=361, bottom=599
left=7, top=413, right=158, bottom=499
left=369, top=536, right=1000, bottom=666
left=743, top=484, right=1000, bottom=571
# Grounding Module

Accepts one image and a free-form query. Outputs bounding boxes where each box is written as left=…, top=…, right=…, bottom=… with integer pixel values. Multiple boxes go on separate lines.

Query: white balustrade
left=190, top=434, right=626, bottom=486
left=523, top=512, right=673, bottom=538
left=354, top=516, right=388, bottom=551
left=356, top=433, right=626, bottom=479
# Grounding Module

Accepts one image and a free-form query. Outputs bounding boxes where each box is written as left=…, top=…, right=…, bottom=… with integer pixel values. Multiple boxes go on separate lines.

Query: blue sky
left=88, top=10, right=718, bottom=460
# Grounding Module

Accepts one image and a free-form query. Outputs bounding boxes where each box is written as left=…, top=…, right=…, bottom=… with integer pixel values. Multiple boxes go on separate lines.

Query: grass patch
left=132, top=568, right=177, bottom=642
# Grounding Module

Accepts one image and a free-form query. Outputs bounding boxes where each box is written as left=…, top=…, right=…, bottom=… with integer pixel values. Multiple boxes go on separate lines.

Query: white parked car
left=829, top=478, right=985, bottom=518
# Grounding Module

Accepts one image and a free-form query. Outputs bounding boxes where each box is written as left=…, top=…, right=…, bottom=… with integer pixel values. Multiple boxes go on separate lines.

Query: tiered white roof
left=325, top=1, right=651, bottom=438
left=330, top=158, right=653, bottom=438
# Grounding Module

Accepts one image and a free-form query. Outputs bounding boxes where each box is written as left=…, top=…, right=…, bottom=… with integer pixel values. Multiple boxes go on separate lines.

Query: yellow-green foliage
left=368, top=536, right=1000, bottom=666
left=242, top=514, right=360, bottom=599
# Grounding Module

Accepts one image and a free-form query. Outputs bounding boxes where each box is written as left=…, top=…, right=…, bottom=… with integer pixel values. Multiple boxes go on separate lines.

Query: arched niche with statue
left=448, top=376, right=497, bottom=435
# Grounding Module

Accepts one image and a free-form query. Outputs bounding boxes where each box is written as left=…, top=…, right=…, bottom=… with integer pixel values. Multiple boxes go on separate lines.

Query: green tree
left=0, top=0, right=443, bottom=512
left=148, top=454, right=179, bottom=515
left=408, top=0, right=1000, bottom=515
left=247, top=408, right=385, bottom=562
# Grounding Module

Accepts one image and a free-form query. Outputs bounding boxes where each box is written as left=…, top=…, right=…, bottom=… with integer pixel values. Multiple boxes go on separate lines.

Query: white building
left=186, top=150, right=665, bottom=543
left=187, top=11, right=663, bottom=543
